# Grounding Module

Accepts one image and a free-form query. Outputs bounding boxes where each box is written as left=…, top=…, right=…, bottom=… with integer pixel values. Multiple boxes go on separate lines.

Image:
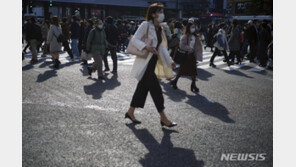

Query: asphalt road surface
left=23, top=48, right=273, bottom=167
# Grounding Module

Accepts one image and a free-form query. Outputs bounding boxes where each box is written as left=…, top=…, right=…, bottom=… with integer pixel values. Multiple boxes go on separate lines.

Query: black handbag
left=174, top=48, right=188, bottom=65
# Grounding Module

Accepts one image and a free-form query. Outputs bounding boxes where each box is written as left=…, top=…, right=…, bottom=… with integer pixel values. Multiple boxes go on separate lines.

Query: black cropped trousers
left=130, top=55, right=165, bottom=112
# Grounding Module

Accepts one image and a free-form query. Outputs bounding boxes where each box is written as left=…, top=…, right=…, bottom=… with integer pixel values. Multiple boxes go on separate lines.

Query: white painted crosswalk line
left=246, top=65, right=266, bottom=72
left=221, top=63, right=246, bottom=71
left=198, top=59, right=225, bottom=69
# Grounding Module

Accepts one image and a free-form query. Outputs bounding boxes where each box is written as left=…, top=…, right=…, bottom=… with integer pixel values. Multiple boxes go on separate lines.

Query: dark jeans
left=228, top=50, right=241, bottom=62
left=210, top=48, right=229, bottom=63
left=130, top=55, right=164, bottom=112
left=63, top=40, right=74, bottom=59
left=103, top=47, right=117, bottom=72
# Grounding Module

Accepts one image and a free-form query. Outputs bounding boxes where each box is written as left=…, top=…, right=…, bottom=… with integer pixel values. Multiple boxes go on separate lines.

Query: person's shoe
left=223, top=59, right=227, bottom=62
left=227, top=61, right=234, bottom=66
left=191, top=84, right=199, bottom=93
left=41, top=54, right=46, bottom=57
left=53, top=59, right=60, bottom=69
left=104, top=68, right=110, bottom=72
left=30, top=59, right=38, bottom=64
left=161, top=121, right=177, bottom=128
left=82, top=59, right=88, bottom=65
left=170, top=80, right=178, bottom=89
left=111, top=71, right=117, bottom=74
left=87, top=67, right=92, bottom=76
left=267, top=66, right=273, bottom=70
left=125, top=112, right=141, bottom=124
left=250, top=59, right=255, bottom=63
left=209, top=62, right=216, bottom=68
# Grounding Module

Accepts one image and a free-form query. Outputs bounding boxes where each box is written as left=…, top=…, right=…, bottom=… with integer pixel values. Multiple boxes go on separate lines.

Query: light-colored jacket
left=214, top=29, right=229, bottom=51
left=130, top=21, right=174, bottom=81
left=47, top=25, right=62, bottom=53
left=179, top=34, right=203, bottom=62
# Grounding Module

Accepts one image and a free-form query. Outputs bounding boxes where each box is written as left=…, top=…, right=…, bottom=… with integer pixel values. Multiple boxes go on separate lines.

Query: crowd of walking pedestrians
left=22, top=2, right=273, bottom=128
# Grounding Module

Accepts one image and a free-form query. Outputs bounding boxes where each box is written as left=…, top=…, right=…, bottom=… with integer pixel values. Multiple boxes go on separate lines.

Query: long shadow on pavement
left=83, top=74, right=121, bottom=99
left=126, top=123, right=205, bottom=167
left=161, top=81, right=235, bottom=123
left=196, top=68, right=215, bottom=81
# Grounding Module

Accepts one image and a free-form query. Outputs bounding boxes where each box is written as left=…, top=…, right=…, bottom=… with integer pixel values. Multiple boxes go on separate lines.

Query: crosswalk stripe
left=246, top=65, right=266, bottom=72
left=221, top=63, right=246, bottom=71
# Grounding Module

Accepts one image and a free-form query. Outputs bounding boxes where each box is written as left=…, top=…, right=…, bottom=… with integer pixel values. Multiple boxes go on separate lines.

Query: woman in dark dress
left=171, top=22, right=200, bottom=93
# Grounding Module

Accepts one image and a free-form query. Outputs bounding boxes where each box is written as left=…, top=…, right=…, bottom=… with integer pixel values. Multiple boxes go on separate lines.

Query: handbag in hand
left=174, top=48, right=188, bottom=65
left=126, top=24, right=150, bottom=58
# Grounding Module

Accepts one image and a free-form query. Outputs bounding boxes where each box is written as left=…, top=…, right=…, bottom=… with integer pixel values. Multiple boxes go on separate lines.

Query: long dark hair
left=183, top=22, right=197, bottom=37
left=145, top=3, right=164, bottom=21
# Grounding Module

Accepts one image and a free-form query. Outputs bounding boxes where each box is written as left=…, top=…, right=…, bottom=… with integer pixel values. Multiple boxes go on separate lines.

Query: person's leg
left=228, top=51, right=234, bottom=62
left=110, top=48, right=118, bottom=73
left=130, top=75, right=149, bottom=114
left=30, top=40, right=38, bottom=62
left=97, top=55, right=103, bottom=77
left=190, top=75, right=199, bottom=92
left=170, top=73, right=180, bottom=89
left=103, top=49, right=110, bottom=71
left=63, top=40, right=73, bottom=59
left=23, top=43, right=30, bottom=53
left=209, top=47, right=219, bottom=67
left=222, top=50, right=232, bottom=66
left=71, top=39, right=80, bottom=58
left=91, top=53, right=99, bottom=72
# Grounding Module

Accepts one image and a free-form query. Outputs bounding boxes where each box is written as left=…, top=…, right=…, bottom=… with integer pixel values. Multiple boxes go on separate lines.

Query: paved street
left=23, top=48, right=272, bottom=167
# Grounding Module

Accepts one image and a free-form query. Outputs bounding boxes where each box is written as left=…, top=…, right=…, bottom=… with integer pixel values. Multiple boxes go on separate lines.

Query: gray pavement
left=22, top=49, right=273, bottom=167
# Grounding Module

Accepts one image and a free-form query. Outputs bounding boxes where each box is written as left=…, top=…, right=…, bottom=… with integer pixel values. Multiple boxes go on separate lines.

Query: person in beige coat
left=170, top=22, right=203, bottom=92
left=125, top=3, right=177, bottom=127
left=47, top=16, right=62, bottom=68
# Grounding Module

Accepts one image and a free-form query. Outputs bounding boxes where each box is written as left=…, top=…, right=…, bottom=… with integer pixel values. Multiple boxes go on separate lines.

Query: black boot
left=209, top=62, right=216, bottom=68
left=53, top=59, right=60, bottom=69
left=191, top=81, right=199, bottom=93
left=170, top=77, right=179, bottom=89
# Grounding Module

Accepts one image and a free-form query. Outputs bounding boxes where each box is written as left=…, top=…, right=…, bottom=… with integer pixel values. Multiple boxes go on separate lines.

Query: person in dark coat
left=25, top=17, right=42, bottom=63
left=228, top=19, right=242, bottom=64
left=61, top=18, right=74, bottom=59
left=204, top=24, right=214, bottom=52
left=70, top=16, right=81, bottom=58
left=246, top=20, right=259, bottom=62
left=258, top=22, right=271, bottom=67
left=81, top=19, right=94, bottom=64
left=103, top=16, right=119, bottom=73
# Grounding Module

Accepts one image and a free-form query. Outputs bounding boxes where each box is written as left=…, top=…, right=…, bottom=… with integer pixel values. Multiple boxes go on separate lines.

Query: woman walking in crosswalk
left=170, top=22, right=203, bottom=92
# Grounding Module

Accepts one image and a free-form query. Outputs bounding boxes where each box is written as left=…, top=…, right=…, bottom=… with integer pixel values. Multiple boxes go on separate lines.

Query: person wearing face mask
left=86, top=19, right=107, bottom=80
left=125, top=3, right=177, bottom=128
left=170, top=22, right=203, bottom=92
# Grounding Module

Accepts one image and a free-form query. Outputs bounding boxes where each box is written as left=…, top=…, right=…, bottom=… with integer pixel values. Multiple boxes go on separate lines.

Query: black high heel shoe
left=161, top=121, right=177, bottom=128
left=125, top=112, right=141, bottom=124
left=191, top=84, right=199, bottom=93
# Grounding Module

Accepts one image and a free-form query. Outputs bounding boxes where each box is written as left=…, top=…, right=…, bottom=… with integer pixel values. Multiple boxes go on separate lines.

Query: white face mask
left=98, top=25, right=103, bottom=29
left=157, top=13, right=165, bottom=23
left=190, top=28, right=195, bottom=33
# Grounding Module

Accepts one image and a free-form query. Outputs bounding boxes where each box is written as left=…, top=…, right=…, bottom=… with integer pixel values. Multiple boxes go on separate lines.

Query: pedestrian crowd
left=203, top=19, right=273, bottom=69
left=22, top=2, right=273, bottom=127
